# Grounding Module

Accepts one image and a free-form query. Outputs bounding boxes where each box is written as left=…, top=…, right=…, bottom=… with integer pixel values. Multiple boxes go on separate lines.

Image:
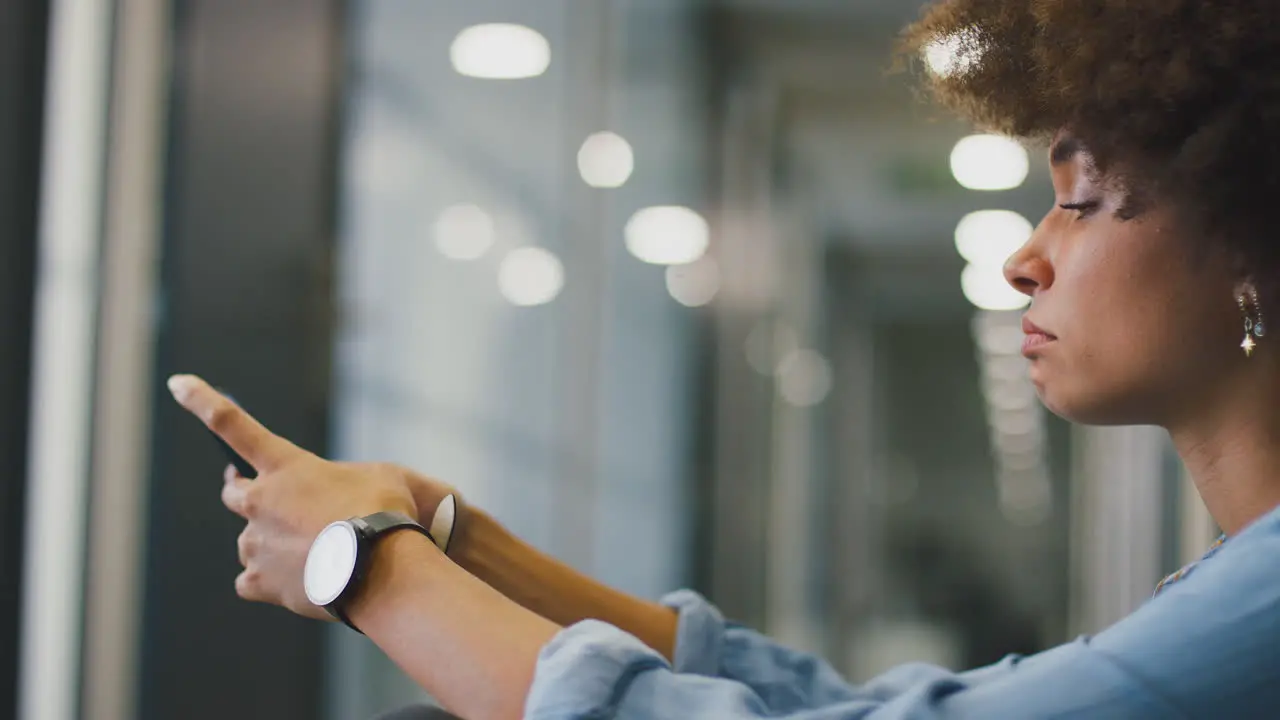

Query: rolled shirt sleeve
left=525, top=617, right=1176, bottom=719
left=524, top=591, right=1021, bottom=719
left=525, top=508, right=1280, bottom=718
left=659, top=590, right=972, bottom=710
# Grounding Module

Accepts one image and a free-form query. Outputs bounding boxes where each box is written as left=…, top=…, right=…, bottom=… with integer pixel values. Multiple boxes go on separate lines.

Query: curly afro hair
left=900, top=0, right=1280, bottom=289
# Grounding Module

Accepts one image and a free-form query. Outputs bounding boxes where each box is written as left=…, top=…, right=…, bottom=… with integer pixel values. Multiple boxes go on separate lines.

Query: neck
left=1169, top=355, right=1280, bottom=536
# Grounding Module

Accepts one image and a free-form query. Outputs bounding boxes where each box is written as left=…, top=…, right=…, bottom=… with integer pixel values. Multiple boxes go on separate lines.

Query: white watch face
left=304, top=521, right=359, bottom=607
left=429, top=494, right=456, bottom=552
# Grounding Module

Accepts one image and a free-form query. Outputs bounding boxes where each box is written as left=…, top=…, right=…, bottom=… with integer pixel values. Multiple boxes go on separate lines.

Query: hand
left=167, top=374, right=419, bottom=620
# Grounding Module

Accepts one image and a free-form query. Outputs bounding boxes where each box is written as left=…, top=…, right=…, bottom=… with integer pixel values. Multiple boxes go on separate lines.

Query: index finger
left=167, top=374, right=300, bottom=472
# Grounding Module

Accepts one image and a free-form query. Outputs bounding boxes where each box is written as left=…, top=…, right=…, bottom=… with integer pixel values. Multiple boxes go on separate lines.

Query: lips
left=1021, top=317, right=1056, bottom=339
left=1021, top=316, right=1056, bottom=357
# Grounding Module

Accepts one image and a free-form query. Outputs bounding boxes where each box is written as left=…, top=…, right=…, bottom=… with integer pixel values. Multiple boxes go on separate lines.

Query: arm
left=339, top=529, right=959, bottom=720
left=522, top=510, right=1280, bottom=719
left=450, top=506, right=679, bottom=660
left=440, top=497, right=1014, bottom=711
left=342, top=533, right=1181, bottom=720
left=524, top=630, right=1180, bottom=719
left=438, top=495, right=963, bottom=710
left=346, top=531, right=558, bottom=720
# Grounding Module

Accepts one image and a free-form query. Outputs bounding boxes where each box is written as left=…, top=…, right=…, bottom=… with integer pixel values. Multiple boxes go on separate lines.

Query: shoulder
left=1191, top=503, right=1280, bottom=597
left=1090, top=504, right=1280, bottom=716
left=1146, top=501, right=1280, bottom=628
left=1232, top=501, right=1280, bottom=543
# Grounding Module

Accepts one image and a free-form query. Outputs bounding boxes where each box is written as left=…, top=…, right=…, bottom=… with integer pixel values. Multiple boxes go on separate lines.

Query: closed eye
left=1059, top=201, right=1100, bottom=219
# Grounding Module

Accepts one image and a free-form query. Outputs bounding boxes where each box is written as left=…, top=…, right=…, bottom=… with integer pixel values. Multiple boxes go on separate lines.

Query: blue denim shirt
left=524, top=504, right=1280, bottom=718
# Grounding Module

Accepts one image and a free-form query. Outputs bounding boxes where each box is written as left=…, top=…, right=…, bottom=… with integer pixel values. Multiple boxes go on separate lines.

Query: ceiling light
left=498, top=247, right=563, bottom=307
left=450, top=24, right=550, bottom=80
left=433, top=204, right=495, bottom=260
left=1000, top=450, right=1042, bottom=472
left=998, top=473, right=1053, bottom=526
left=987, top=381, right=1036, bottom=411
left=352, top=130, right=416, bottom=196
left=666, top=258, right=719, bottom=307
left=578, top=132, right=634, bottom=189
left=777, top=349, right=834, bottom=408
left=976, top=322, right=1026, bottom=355
left=951, top=134, right=1029, bottom=191
left=983, top=355, right=1029, bottom=381
left=990, top=407, right=1040, bottom=436
left=955, top=210, right=1033, bottom=267
left=961, top=262, right=1030, bottom=311
left=624, top=206, right=709, bottom=266
left=992, top=430, right=1042, bottom=455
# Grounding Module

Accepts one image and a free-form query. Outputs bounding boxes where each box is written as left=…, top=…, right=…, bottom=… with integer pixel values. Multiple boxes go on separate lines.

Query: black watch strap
left=354, top=511, right=437, bottom=544
left=328, top=512, right=436, bottom=634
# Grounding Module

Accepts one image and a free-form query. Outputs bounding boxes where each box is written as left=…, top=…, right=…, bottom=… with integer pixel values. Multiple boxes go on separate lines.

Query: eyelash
left=1059, top=201, right=1100, bottom=219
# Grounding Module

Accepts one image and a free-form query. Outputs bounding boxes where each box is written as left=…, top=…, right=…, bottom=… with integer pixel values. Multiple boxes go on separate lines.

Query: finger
left=221, top=474, right=257, bottom=519
left=236, top=529, right=257, bottom=567
left=224, top=464, right=241, bottom=484
left=235, top=569, right=264, bottom=602
left=167, top=374, right=300, bottom=471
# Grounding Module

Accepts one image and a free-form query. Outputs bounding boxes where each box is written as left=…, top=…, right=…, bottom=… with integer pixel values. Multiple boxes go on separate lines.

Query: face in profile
left=1003, top=136, right=1245, bottom=427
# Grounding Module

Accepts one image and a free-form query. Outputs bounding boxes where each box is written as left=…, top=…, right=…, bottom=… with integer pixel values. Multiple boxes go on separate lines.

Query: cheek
left=1055, top=232, right=1158, bottom=355
left=1041, top=222, right=1231, bottom=419
left=1060, top=218, right=1213, bottom=343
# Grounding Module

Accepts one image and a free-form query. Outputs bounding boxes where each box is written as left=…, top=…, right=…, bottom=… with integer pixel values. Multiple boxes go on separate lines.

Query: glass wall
left=329, top=1, right=708, bottom=714
left=326, top=0, right=1094, bottom=711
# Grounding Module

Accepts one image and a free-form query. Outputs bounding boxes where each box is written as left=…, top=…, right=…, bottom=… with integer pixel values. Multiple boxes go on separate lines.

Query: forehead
left=1047, top=133, right=1108, bottom=192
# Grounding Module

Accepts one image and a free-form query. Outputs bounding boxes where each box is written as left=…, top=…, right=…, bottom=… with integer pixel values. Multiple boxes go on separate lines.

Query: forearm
left=454, top=508, right=679, bottom=661
left=348, top=532, right=561, bottom=720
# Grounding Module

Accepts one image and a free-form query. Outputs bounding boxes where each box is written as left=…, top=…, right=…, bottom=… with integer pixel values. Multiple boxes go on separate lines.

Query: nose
left=1003, top=223, right=1053, bottom=298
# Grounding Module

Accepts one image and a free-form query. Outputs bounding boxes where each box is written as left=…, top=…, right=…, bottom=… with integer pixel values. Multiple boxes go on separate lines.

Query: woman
left=168, top=0, right=1280, bottom=717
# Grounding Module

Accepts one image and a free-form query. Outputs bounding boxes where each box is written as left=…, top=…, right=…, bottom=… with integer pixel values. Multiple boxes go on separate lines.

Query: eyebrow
left=1050, top=136, right=1082, bottom=165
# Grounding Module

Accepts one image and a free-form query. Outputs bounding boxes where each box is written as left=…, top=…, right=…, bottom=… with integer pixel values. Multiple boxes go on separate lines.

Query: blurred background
left=0, top=0, right=1219, bottom=718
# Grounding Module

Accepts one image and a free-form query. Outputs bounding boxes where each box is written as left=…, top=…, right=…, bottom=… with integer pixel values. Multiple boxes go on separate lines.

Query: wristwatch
left=429, top=494, right=458, bottom=555
left=303, top=510, right=438, bottom=633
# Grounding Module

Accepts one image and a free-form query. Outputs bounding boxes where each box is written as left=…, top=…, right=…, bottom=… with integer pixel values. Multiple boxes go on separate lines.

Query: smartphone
left=209, top=389, right=258, bottom=479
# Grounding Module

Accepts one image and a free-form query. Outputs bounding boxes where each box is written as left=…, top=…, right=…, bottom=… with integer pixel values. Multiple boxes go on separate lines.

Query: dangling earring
left=1238, top=288, right=1265, bottom=357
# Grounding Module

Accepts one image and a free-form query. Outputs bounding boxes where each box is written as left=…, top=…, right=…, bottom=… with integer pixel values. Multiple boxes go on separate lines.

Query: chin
left=1033, top=378, right=1154, bottom=427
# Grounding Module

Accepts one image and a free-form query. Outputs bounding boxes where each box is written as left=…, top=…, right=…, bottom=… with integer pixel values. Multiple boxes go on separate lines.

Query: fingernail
left=167, top=374, right=198, bottom=404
